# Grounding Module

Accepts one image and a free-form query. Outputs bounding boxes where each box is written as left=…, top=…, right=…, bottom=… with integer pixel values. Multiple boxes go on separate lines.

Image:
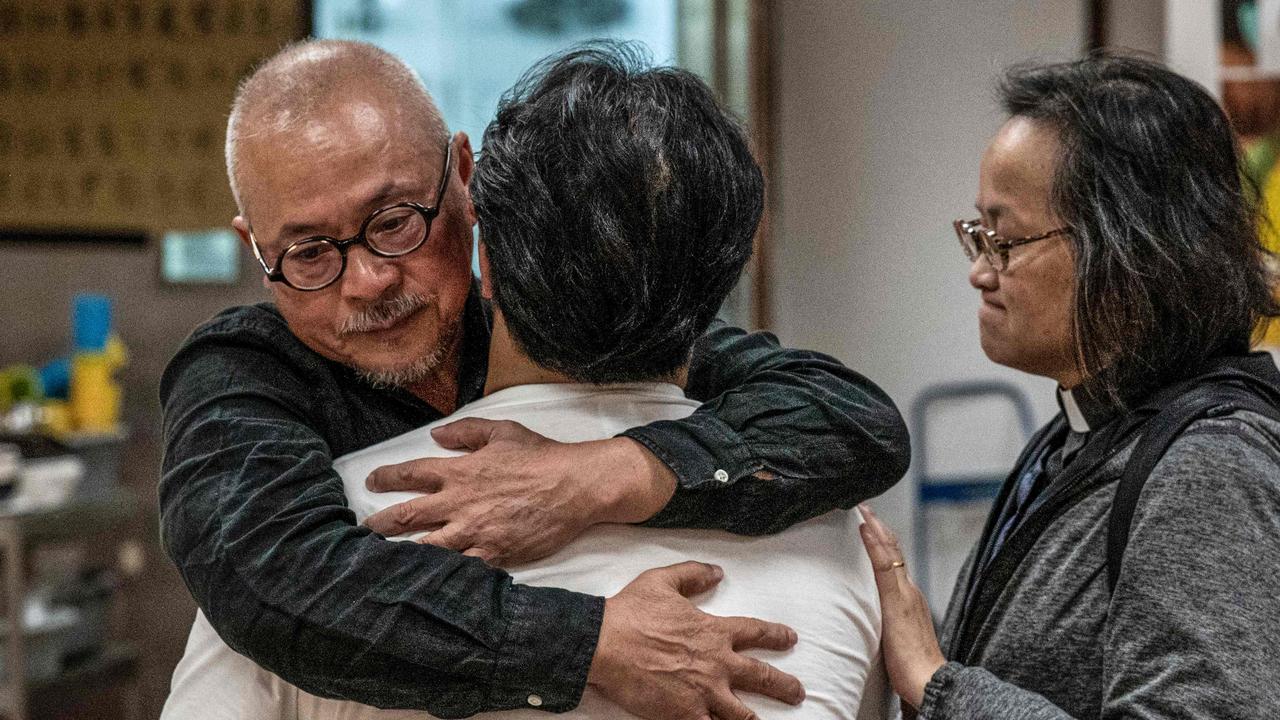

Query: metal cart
left=910, top=381, right=1036, bottom=604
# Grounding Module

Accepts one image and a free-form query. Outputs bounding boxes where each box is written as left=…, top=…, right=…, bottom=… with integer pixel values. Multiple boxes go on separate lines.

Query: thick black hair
left=471, top=41, right=762, bottom=384
left=999, top=54, right=1280, bottom=403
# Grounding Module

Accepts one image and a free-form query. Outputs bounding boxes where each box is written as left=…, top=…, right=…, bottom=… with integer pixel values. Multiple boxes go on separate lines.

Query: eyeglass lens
left=279, top=205, right=429, bottom=290
left=955, top=222, right=1007, bottom=271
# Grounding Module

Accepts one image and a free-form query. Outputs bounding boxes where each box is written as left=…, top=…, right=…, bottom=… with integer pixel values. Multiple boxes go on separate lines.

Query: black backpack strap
left=1106, top=384, right=1279, bottom=593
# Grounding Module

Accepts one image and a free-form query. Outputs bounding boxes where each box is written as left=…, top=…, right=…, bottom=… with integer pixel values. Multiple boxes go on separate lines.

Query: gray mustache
left=340, top=293, right=429, bottom=336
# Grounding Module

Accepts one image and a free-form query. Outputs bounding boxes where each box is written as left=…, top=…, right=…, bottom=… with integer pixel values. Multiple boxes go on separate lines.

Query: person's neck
left=1048, top=356, right=1084, bottom=391
left=483, top=312, right=685, bottom=396
left=1056, top=370, right=1084, bottom=391
left=405, top=335, right=464, bottom=414
left=483, top=313, right=578, bottom=396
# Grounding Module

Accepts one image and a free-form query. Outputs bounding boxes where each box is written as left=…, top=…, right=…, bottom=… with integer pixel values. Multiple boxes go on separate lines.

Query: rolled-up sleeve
left=626, top=320, right=910, bottom=535
left=159, top=339, right=602, bottom=716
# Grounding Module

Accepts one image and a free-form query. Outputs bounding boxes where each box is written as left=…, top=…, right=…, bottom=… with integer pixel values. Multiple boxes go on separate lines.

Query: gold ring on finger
left=890, top=560, right=905, bottom=569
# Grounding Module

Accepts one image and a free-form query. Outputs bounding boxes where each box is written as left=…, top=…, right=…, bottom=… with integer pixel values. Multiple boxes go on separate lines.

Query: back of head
left=226, top=39, right=448, bottom=216
left=999, top=54, right=1280, bottom=402
left=472, top=42, right=762, bottom=384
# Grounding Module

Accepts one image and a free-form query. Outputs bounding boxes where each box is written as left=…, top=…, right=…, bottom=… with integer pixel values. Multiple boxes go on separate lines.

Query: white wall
left=1110, top=0, right=1164, bottom=56
left=1164, top=0, right=1221, bottom=97
left=770, top=0, right=1086, bottom=604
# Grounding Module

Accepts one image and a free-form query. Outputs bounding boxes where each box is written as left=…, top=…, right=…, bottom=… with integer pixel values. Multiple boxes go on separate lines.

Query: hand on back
left=364, top=418, right=674, bottom=565
left=589, top=561, right=805, bottom=720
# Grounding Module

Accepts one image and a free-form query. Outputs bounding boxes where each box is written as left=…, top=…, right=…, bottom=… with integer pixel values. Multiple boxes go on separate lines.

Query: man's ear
left=478, top=240, right=494, bottom=300
left=452, top=131, right=478, bottom=227
left=232, top=216, right=271, bottom=290
left=232, top=215, right=252, bottom=249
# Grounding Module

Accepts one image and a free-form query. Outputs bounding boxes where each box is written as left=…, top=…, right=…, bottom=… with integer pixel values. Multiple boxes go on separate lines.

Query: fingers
left=708, top=688, right=761, bottom=720
left=461, top=546, right=496, bottom=562
left=642, top=561, right=723, bottom=597
left=414, top=525, right=471, bottom=550
left=859, top=503, right=908, bottom=577
left=416, top=528, right=497, bottom=563
left=861, top=505, right=931, bottom=609
left=364, top=495, right=452, bottom=536
left=721, top=616, right=798, bottom=652
left=858, top=503, right=946, bottom=709
left=430, top=417, right=501, bottom=451
left=366, top=458, right=448, bottom=493
left=728, top=655, right=805, bottom=705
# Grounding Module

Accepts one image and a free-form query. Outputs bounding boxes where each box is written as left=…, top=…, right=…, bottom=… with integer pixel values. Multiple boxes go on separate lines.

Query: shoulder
left=1132, top=407, right=1280, bottom=539
left=168, top=303, right=318, bottom=368
left=160, top=303, right=332, bottom=407
left=183, top=303, right=293, bottom=349
left=1155, top=408, right=1280, bottom=485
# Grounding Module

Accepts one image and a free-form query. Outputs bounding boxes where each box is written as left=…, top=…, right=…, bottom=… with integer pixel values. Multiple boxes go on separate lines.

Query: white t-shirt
left=163, top=382, right=888, bottom=720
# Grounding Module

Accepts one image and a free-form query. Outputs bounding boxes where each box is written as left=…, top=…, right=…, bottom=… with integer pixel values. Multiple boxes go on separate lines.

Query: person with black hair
left=163, top=42, right=893, bottom=720
left=860, top=54, right=1280, bottom=718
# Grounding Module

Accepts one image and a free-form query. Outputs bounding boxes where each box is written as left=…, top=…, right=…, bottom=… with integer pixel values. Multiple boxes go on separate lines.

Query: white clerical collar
left=1058, top=387, right=1091, bottom=433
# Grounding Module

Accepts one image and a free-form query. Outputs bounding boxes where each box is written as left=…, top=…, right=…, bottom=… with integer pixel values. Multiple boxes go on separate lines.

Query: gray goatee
left=342, top=292, right=457, bottom=388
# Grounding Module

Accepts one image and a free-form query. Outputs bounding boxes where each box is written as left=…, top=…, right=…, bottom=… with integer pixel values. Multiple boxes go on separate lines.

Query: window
left=314, top=0, right=767, bottom=328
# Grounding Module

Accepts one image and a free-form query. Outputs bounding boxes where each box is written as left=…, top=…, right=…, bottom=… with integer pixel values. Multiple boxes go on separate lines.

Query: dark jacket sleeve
left=625, top=320, right=910, bottom=535
left=158, top=336, right=601, bottom=716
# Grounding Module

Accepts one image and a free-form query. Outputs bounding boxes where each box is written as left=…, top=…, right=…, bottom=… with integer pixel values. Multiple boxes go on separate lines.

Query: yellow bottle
left=69, top=336, right=127, bottom=433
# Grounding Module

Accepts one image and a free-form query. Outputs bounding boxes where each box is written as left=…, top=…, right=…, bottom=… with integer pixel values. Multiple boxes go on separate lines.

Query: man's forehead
left=249, top=168, right=427, bottom=231
left=249, top=99, right=397, bottom=159
left=239, top=120, right=433, bottom=213
left=305, top=99, right=398, bottom=145
left=277, top=179, right=424, bottom=234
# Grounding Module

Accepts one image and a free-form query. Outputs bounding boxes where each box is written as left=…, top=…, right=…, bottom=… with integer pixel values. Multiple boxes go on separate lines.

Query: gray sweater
left=922, top=399, right=1280, bottom=718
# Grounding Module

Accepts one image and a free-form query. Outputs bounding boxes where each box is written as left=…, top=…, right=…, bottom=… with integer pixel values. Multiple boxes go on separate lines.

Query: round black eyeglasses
left=250, top=143, right=453, bottom=291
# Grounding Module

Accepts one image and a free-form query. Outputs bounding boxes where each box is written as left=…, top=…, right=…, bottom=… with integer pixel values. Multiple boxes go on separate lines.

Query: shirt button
left=713, top=469, right=730, bottom=483
left=527, top=694, right=543, bottom=707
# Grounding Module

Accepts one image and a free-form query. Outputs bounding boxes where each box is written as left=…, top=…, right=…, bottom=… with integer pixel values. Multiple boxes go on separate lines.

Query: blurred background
left=0, top=1, right=1275, bottom=717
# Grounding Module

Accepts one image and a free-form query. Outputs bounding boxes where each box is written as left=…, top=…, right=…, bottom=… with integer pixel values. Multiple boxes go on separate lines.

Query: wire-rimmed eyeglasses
left=953, top=218, right=1069, bottom=272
